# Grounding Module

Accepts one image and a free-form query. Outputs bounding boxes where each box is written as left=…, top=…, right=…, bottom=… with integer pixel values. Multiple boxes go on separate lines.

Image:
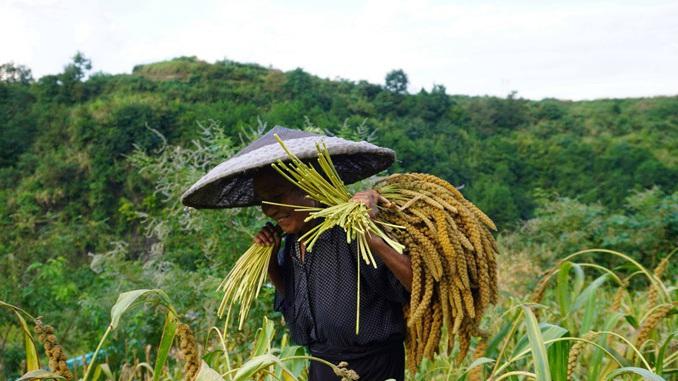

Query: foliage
left=2, top=247, right=675, bottom=380
left=1, top=54, right=677, bottom=379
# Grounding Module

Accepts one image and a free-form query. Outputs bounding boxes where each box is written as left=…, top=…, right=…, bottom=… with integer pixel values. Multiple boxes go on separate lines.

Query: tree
left=37, top=51, right=93, bottom=103
left=61, top=51, right=92, bottom=83
left=0, top=62, right=33, bottom=84
left=385, top=69, right=408, bottom=94
left=416, top=84, right=451, bottom=121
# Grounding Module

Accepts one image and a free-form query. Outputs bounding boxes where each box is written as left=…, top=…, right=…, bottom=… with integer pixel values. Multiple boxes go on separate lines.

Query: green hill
left=0, top=55, right=675, bottom=370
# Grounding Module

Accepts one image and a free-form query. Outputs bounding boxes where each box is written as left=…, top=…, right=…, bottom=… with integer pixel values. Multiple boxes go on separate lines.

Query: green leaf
left=655, top=332, right=676, bottom=375
left=512, top=323, right=568, bottom=358
left=486, top=318, right=513, bottom=357
left=153, top=310, right=177, bottom=381
left=547, top=340, right=569, bottom=381
left=251, top=316, right=275, bottom=357
left=587, top=312, right=624, bottom=380
left=571, top=263, right=585, bottom=297
left=195, top=361, right=226, bottom=381
left=625, top=314, right=639, bottom=328
left=233, top=354, right=280, bottom=381
left=202, top=350, right=224, bottom=368
left=98, top=364, right=114, bottom=381
left=460, top=357, right=495, bottom=379
left=90, top=364, right=115, bottom=381
left=522, top=305, right=552, bottom=381
left=110, top=289, right=172, bottom=329
left=580, top=292, right=597, bottom=333
left=570, top=274, right=608, bottom=314
left=17, top=369, right=66, bottom=380
left=91, top=365, right=102, bottom=381
left=277, top=345, right=307, bottom=379
left=14, top=311, right=39, bottom=371
left=556, top=262, right=572, bottom=317
left=606, top=367, right=665, bottom=381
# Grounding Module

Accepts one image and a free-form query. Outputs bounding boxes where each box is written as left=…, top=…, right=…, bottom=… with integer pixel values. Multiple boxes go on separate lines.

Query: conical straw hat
left=181, top=126, right=395, bottom=209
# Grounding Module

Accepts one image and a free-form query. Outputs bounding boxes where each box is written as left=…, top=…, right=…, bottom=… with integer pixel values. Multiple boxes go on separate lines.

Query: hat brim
left=180, top=129, right=395, bottom=209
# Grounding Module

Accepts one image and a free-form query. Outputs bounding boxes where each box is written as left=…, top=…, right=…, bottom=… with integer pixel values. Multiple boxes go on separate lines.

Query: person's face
left=253, top=169, right=316, bottom=234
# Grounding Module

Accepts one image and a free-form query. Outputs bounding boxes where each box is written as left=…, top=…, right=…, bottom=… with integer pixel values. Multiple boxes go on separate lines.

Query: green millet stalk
left=635, top=304, right=674, bottom=348
left=567, top=331, right=596, bottom=380
left=647, top=257, right=670, bottom=307
left=654, top=257, right=669, bottom=279
left=610, top=284, right=626, bottom=312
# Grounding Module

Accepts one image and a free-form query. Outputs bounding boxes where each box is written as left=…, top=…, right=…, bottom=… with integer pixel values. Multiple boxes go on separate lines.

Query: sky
left=2, top=0, right=677, bottom=100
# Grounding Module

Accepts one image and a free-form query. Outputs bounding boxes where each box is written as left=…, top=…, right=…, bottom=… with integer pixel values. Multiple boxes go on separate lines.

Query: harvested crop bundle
left=269, top=134, right=405, bottom=266
left=374, top=173, right=499, bottom=370
left=217, top=243, right=274, bottom=330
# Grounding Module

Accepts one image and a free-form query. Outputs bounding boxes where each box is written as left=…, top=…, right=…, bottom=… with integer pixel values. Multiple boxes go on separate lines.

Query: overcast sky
left=2, top=0, right=677, bottom=100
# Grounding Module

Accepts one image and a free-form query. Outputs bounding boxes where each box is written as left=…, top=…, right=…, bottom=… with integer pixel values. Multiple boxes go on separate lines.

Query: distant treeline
left=1, top=54, right=676, bottom=262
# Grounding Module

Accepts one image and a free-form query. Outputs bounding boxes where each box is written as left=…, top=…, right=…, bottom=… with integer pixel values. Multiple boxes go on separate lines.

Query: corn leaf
left=99, top=364, right=114, bottom=380
left=486, top=319, right=513, bottom=357
left=606, top=367, right=665, bottom=381
left=580, top=293, right=597, bottom=333
left=92, top=365, right=102, bottom=381
left=233, top=354, right=280, bottom=381
left=276, top=345, right=307, bottom=380
left=251, top=317, right=275, bottom=357
left=153, top=310, right=177, bottom=381
left=625, top=314, right=639, bottom=328
left=522, top=305, right=552, bottom=381
left=570, top=274, right=608, bottom=314
left=90, top=363, right=114, bottom=381
left=512, top=323, right=568, bottom=358
left=587, top=312, right=624, bottom=380
left=556, top=262, right=572, bottom=317
left=14, top=310, right=40, bottom=371
left=654, top=332, right=676, bottom=376
left=461, top=357, right=495, bottom=378
left=17, top=369, right=65, bottom=380
left=570, top=263, right=585, bottom=297
left=110, top=289, right=172, bottom=329
left=547, top=340, right=569, bottom=381
left=202, top=350, right=224, bottom=368
left=195, top=361, right=226, bottom=381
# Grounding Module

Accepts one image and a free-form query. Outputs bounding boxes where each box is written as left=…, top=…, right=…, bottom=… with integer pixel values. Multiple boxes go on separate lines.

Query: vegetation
left=1, top=53, right=676, bottom=379
left=2, top=250, right=675, bottom=380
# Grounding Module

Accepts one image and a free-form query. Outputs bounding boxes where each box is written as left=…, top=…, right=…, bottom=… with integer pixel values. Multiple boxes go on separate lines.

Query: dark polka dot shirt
left=274, top=225, right=410, bottom=360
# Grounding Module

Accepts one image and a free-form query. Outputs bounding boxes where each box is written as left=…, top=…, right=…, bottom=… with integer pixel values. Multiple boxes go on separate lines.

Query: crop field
left=2, top=246, right=675, bottom=381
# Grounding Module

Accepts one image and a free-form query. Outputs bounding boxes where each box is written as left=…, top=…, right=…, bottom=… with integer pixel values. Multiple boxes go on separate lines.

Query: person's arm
left=367, top=233, right=413, bottom=292
left=255, top=223, right=285, bottom=296
left=352, top=190, right=413, bottom=292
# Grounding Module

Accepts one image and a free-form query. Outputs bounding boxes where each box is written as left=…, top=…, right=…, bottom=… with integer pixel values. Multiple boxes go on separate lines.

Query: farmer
left=181, top=126, right=412, bottom=380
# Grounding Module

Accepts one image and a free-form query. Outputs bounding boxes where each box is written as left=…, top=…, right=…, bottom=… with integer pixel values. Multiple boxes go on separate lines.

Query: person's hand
left=351, top=189, right=390, bottom=219
left=254, top=222, right=282, bottom=251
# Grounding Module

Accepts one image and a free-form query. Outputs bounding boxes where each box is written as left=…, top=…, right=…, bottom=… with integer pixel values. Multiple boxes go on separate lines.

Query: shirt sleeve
left=348, top=237, right=410, bottom=305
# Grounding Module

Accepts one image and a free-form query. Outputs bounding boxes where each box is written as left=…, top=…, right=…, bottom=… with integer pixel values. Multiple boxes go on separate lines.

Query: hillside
left=0, top=55, right=676, bottom=371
